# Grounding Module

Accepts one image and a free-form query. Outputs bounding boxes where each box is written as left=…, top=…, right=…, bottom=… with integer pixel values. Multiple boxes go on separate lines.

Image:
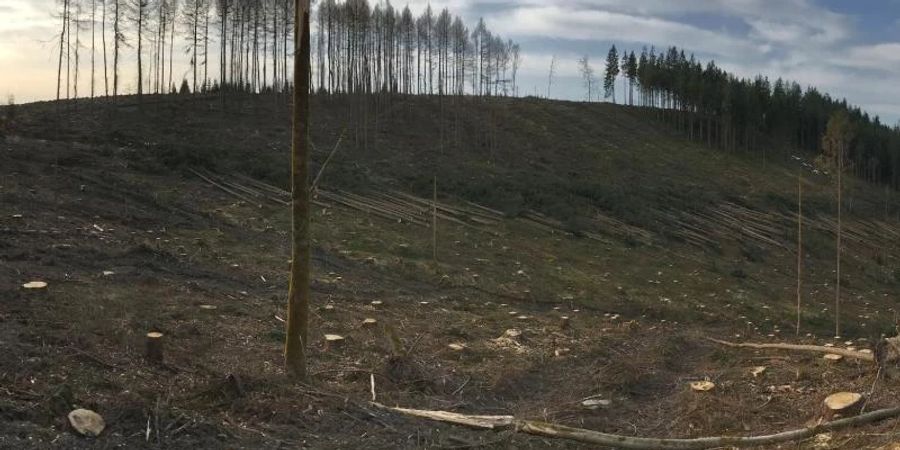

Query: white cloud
left=838, top=43, right=900, bottom=71
left=490, top=6, right=761, bottom=58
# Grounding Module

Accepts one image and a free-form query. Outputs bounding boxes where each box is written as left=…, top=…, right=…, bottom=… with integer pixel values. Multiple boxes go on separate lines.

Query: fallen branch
left=372, top=403, right=513, bottom=429
left=706, top=337, right=874, bottom=362
left=374, top=403, right=900, bottom=449
left=310, top=128, right=347, bottom=193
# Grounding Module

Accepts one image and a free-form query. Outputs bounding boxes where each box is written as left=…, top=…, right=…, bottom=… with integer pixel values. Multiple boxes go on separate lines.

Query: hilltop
left=2, top=94, right=900, bottom=448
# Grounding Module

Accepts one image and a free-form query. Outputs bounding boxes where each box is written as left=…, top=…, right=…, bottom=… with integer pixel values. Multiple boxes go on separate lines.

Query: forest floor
left=2, top=95, right=900, bottom=449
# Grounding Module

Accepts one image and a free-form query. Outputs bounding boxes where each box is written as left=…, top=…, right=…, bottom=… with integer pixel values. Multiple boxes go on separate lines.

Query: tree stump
left=324, top=334, right=345, bottom=351
left=145, top=332, right=164, bottom=364
left=822, top=392, right=863, bottom=421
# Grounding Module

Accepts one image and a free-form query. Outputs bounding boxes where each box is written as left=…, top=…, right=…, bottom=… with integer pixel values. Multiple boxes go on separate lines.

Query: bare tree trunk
left=203, top=7, right=209, bottom=90
left=220, top=0, right=227, bottom=96
left=193, top=3, right=199, bottom=93
left=796, top=175, right=802, bottom=336
left=168, top=1, right=175, bottom=92
left=113, top=0, right=119, bottom=98
left=835, top=148, right=843, bottom=338
left=285, top=0, right=311, bottom=379
left=57, top=0, right=70, bottom=102
left=91, top=0, right=96, bottom=99
left=272, top=0, right=278, bottom=92
left=74, top=2, right=81, bottom=100
left=138, top=0, right=144, bottom=100
left=66, top=0, right=72, bottom=100
left=102, top=0, right=109, bottom=96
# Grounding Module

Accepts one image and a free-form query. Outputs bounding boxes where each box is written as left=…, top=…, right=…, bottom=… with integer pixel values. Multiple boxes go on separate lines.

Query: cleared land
left=2, top=95, right=900, bottom=448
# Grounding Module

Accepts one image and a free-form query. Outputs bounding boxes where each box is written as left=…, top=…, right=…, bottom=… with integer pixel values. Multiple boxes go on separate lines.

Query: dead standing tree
left=284, top=0, right=311, bottom=379
left=818, top=110, right=854, bottom=338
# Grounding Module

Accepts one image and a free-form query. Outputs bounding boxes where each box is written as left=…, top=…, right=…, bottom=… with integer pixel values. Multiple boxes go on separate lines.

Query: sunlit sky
left=4, top=0, right=900, bottom=123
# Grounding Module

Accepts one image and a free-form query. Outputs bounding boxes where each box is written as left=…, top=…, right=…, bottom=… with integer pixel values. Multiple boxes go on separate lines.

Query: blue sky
left=3, top=0, right=900, bottom=123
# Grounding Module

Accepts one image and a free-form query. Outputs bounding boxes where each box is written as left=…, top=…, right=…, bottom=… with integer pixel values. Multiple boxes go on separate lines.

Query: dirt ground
left=2, top=134, right=900, bottom=449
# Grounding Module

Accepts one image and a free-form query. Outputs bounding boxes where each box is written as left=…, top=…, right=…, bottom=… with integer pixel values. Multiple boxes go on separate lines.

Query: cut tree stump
left=23, top=281, right=48, bottom=290
left=67, top=408, right=105, bottom=437
left=690, top=381, right=716, bottom=392
left=823, top=392, right=863, bottom=421
left=145, top=332, right=164, bottom=364
left=324, top=334, right=345, bottom=351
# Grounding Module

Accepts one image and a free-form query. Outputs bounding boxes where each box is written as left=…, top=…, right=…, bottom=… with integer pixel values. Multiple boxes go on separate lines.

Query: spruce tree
left=604, top=44, right=619, bottom=103
left=626, top=51, right=638, bottom=105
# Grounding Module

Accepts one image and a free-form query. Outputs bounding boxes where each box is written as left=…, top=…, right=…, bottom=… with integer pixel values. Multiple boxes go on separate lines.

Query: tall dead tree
left=285, top=0, right=311, bottom=379
left=183, top=0, right=203, bottom=92
left=132, top=0, right=151, bottom=100
left=217, top=0, right=228, bottom=93
left=820, top=110, right=854, bottom=338
left=74, top=2, right=82, bottom=99
left=113, top=0, right=121, bottom=98
left=102, top=0, right=109, bottom=96
left=796, top=174, right=802, bottom=336
left=91, top=0, right=97, bottom=99
left=57, top=0, right=70, bottom=102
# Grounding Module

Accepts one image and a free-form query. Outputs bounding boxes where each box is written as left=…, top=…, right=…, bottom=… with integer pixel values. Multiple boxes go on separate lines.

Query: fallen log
left=372, top=403, right=513, bottom=429
left=706, top=337, right=875, bottom=362
left=374, top=403, right=900, bottom=449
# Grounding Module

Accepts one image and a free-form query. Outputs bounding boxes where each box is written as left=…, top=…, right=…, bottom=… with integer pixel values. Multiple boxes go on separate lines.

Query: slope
left=2, top=95, right=900, bottom=448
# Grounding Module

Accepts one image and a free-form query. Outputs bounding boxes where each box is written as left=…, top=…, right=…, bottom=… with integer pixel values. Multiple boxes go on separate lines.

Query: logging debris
left=373, top=402, right=900, bottom=449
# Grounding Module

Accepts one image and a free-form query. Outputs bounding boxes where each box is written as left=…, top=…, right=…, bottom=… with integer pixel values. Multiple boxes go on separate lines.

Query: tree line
left=578, top=44, right=900, bottom=188
left=53, top=0, right=522, bottom=101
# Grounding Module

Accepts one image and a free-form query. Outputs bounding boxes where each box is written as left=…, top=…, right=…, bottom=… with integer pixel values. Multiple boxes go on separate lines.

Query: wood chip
left=823, top=354, right=843, bottom=362
left=750, top=366, right=766, bottom=377
left=690, top=380, right=715, bottom=392
left=448, top=343, right=466, bottom=351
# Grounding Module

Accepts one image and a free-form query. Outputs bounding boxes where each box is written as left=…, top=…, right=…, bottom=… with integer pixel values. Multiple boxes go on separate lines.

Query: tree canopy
left=614, top=44, right=900, bottom=189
